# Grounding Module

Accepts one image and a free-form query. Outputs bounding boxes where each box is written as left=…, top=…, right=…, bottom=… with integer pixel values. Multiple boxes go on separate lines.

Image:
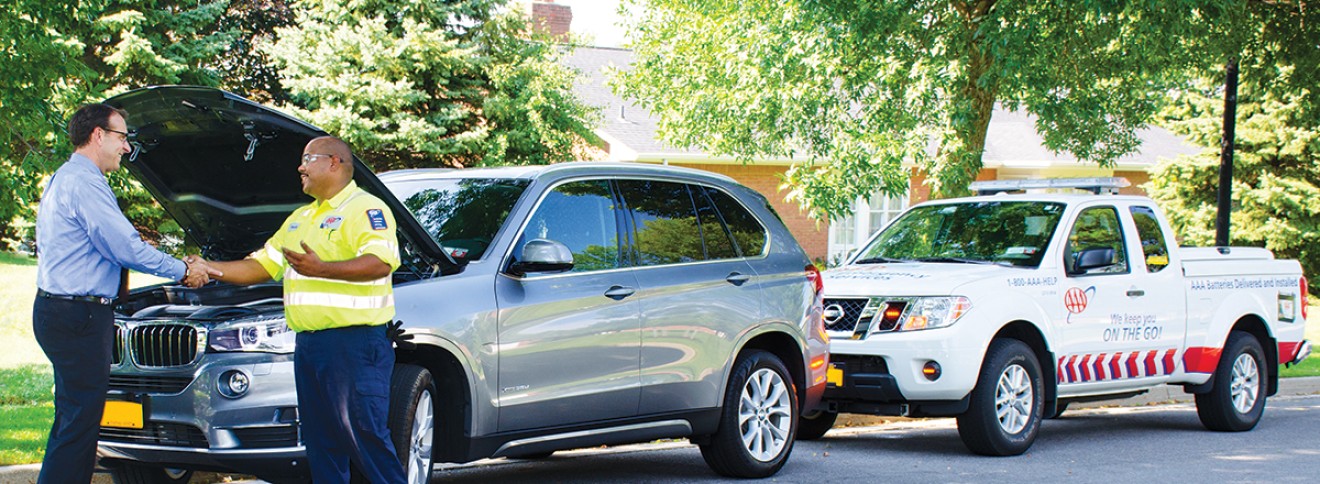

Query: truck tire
left=956, top=338, right=1043, bottom=456
left=1195, top=331, right=1267, bottom=432
left=796, top=410, right=838, bottom=440
left=109, top=464, right=193, bottom=484
left=699, top=350, right=798, bottom=478
left=389, top=364, right=437, bottom=484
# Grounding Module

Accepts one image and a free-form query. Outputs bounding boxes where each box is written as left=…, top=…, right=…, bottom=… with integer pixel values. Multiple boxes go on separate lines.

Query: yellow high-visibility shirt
left=250, top=181, right=400, bottom=332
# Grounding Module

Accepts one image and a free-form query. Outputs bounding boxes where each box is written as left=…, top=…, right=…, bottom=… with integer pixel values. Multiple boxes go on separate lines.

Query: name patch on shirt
left=320, top=215, right=343, bottom=230
left=367, top=209, right=388, bottom=230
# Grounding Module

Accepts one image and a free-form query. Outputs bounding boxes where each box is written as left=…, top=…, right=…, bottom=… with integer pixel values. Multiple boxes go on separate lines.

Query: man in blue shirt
left=33, top=103, right=214, bottom=484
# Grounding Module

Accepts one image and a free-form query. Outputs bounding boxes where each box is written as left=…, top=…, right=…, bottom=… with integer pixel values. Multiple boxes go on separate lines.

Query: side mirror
left=508, top=239, right=574, bottom=276
left=1071, top=247, right=1116, bottom=274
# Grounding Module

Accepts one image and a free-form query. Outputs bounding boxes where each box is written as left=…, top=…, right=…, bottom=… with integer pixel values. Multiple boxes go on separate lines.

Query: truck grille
left=822, top=298, right=871, bottom=332
left=128, top=324, right=201, bottom=368
left=100, top=422, right=208, bottom=448
left=108, top=374, right=194, bottom=394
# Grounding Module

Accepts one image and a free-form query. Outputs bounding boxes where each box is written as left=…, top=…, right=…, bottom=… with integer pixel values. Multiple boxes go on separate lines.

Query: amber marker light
left=922, top=361, right=942, bottom=381
left=810, top=355, right=827, bottom=370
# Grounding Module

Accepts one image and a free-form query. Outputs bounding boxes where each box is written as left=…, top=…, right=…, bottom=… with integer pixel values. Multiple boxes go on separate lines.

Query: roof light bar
left=969, top=177, right=1131, bottom=195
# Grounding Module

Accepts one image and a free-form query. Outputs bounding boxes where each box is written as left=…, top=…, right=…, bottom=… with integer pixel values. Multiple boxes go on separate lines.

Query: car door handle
left=726, top=272, right=752, bottom=286
left=1126, top=289, right=1146, bottom=297
left=604, top=285, right=636, bottom=300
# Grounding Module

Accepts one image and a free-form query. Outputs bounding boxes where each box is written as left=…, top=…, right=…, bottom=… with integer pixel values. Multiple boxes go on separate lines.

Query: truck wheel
left=109, top=464, right=193, bottom=484
left=796, top=410, right=838, bottom=440
left=390, top=364, right=437, bottom=484
left=956, top=338, right=1043, bottom=456
left=699, top=350, right=798, bottom=478
left=1195, top=331, right=1267, bottom=432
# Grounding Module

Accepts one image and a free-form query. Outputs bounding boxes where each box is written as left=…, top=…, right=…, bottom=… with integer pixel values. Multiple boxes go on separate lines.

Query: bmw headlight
left=209, top=317, right=295, bottom=353
left=869, top=296, right=972, bottom=332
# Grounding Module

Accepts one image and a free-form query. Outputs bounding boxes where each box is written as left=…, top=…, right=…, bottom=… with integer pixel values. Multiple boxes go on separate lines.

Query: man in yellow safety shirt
left=200, top=136, right=405, bottom=483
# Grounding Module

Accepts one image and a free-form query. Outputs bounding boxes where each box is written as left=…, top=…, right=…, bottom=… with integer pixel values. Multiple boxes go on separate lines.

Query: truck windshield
left=386, top=177, right=531, bottom=262
left=854, top=201, right=1065, bottom=268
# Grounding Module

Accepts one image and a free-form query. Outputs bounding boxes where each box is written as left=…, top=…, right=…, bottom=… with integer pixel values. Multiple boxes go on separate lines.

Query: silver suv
left=96, top=86, right=829, bottom=483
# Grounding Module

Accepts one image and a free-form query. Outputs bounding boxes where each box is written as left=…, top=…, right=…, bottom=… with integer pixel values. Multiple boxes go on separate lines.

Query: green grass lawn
left=0, top=252, right=169, bottom=465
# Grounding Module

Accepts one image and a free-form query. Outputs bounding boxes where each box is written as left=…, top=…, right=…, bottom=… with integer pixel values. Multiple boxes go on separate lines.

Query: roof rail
left=968, top=177, right=1131, bottom=196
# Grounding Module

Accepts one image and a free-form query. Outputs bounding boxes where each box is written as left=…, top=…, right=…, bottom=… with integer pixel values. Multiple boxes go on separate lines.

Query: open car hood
left=104, top=86, right=457, bottom=272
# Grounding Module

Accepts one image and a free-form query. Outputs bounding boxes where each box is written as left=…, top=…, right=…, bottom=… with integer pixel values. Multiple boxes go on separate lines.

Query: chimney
left=524, top=1, right=573, bottom=41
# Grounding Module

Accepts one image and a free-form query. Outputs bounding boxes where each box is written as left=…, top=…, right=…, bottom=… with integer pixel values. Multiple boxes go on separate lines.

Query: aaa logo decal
left=1063, top=286, right=1096, bottom=323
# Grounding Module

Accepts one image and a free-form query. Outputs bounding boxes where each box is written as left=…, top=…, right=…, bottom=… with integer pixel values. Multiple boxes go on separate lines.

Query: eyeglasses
left=300, top=153, right=337, bottom=166
left=102, top=127, right=130, bottom=141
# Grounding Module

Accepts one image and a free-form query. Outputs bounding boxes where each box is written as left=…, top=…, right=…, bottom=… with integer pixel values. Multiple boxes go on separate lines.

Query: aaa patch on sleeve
left=367, top=209, right=388, bottom=230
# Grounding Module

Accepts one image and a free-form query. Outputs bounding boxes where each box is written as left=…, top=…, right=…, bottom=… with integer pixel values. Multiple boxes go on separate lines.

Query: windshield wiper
left=913, top=257, right=996, bottom=265
left=854, top=256, right=913, bottom=264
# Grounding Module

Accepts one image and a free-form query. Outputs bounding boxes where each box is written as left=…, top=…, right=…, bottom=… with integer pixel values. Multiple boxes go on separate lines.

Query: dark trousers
left=32, top=296, right=114, bottom=484
left=295, top=324, right=405, bottom=484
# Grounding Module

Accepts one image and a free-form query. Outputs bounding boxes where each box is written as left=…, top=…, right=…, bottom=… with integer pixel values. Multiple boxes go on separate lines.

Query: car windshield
left=386, top=177, right=531, bottom=262
left=853, top=201, right=1065, bottom=268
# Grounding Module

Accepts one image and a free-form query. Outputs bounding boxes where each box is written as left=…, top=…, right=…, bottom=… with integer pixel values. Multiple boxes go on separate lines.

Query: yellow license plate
left=102, top=401, right=144, bottom=429
left=827, top=364, right=844, bottom=387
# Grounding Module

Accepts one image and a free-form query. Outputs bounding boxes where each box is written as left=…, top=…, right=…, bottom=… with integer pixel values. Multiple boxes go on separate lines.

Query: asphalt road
left=427, top=394, right=1320, bottom=483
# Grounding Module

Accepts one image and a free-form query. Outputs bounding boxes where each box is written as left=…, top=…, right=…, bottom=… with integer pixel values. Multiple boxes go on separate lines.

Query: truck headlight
left=209, top=317, right=295, bottom=353
left=872, top=296, right=971, bottom=332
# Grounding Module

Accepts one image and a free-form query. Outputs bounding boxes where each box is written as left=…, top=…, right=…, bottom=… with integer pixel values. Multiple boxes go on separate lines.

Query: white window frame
left=827, top=188, right=909, bottom=266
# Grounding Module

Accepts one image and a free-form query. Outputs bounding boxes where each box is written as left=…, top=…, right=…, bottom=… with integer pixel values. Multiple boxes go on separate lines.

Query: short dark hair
left=68, top=104, right=129, bottom=148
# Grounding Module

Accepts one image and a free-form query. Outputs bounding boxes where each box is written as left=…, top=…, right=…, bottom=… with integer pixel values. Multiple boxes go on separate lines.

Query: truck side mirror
left=1070, top=247, right=1116, bottom=275
left=508, top=239, right=574, bottom=276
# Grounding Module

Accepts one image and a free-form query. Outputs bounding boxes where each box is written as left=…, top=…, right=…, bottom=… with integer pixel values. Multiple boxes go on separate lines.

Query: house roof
left=564, top=46, right=1204, bottom=170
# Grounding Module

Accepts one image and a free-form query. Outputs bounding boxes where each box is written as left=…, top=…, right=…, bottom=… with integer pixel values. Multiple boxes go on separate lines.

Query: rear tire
left=1196, top=331, right=1267, bottom=432
left=956, top=339, right=1043, bottom=456
left=390, top=364, right=437, bottom=484
left=796, top=410, right=838, bottom=440
left=109, top=464, right=193, bottom=484
left=699, top=350, right=798, bottom=478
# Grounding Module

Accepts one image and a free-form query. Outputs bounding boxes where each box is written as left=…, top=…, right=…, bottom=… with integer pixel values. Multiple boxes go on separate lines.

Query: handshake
left=181, top=255, right=224, bottom=288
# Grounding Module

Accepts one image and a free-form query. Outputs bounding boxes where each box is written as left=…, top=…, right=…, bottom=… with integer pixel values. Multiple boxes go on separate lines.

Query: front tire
left=699, top=350, right=798, bottom=478
left=796, top=410, right=838, bottom=440
left=956, top=338, right=1043, bottom=456
left=390, top=364, right=437, bottom=484
left=109, top=464, right=193, bottom=484
left=1196, top=331, right=1267, bottom=431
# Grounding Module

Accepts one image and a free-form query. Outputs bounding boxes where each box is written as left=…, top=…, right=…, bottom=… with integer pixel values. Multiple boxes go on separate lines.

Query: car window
left=1065, top=206, right=1128, bottom=275
left=514, top=180, right=620, bottom=272
left=618, top=180, right=706, bottom=266
left=1129, top=206, right=1170, bottom=273
left=703, top=186, right=768, bottom=257
left=694, top=186, right=739, bottom=260
left=390, top=177, right=530, bottom=262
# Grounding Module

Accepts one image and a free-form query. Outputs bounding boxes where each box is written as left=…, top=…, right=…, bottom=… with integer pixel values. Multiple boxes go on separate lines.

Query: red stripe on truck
left=1182, top=347, right=1222, bottom=374
left=1279, top=341, right=1302, bottom=363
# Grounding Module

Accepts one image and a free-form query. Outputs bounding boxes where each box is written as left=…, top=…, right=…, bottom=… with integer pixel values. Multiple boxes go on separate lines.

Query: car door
left=1122, top=204, right=1187, bottom=375
left=1055, top=204, right=1149, bottom=389
left=616, top=180, right=764, bottom=414
left=494, top=179, right=642, bottom=431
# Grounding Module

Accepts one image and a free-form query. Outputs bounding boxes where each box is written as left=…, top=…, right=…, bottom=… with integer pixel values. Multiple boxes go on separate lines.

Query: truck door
left=1122, top=205, right=1187, bottom=375
left=1056, top=205, right=1152, bottom=389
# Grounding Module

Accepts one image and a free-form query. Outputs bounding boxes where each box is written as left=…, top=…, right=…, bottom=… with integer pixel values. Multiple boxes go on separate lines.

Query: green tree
left=1149, top=86, right=1320, bottom=289
left=263, top=0, right=597, bottom=171
left=1, top=0, right=273, bottom=251
left=616, top=0, right=1222, bottom=219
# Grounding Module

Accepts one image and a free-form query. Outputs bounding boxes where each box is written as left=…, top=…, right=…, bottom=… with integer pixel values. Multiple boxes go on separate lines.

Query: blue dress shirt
left=36, top=153, right=186, bottom=298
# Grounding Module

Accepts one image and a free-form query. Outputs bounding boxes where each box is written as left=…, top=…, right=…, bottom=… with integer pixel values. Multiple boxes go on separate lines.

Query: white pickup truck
left=801, top=178, right=1311, bottom=456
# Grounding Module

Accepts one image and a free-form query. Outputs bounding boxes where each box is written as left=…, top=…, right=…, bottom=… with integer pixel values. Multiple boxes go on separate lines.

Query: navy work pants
left=32, top=296, right=114, bottom=484
left=295, top=324, right=406, bottom=483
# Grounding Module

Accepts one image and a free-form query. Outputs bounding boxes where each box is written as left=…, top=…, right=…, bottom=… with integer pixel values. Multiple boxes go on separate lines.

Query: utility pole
left=1215, top=59, right=1238, bottom=248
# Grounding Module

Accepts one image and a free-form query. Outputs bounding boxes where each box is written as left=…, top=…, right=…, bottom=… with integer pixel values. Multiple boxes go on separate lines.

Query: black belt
left=37, top=289, right=114, bottom=306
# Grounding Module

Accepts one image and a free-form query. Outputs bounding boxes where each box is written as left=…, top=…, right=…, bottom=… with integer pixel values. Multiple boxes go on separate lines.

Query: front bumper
left=99, top=351, right=305, bottom=478
left=825, top=327, right=982, bottom=402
